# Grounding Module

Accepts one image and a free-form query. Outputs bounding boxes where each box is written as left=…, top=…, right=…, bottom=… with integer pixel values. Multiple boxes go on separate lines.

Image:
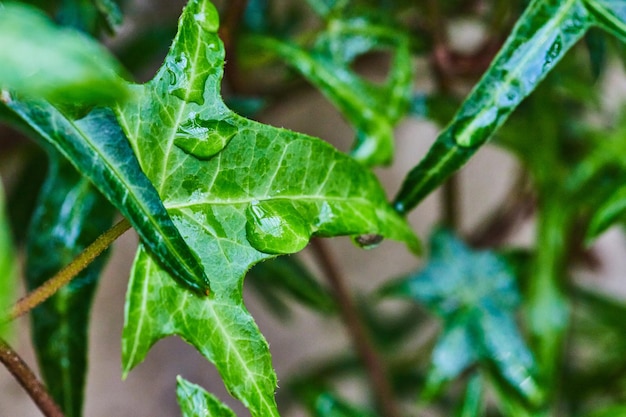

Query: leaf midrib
left=456, top=0, right=586, bottom=147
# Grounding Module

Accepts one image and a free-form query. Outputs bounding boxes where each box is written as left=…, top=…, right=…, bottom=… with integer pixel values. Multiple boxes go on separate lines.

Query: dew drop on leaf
left=174, top=117, right=238, bottom=159
left=245, top=200, right=311, bottom=254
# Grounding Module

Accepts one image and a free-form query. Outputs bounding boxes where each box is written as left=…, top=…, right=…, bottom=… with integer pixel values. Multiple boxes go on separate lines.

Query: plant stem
left=0, top=337, right=65, bottom=417
left=219, top=0, right=249, bottom=93
left=310, top=239, right=401, bottom=417
left=5, top=218, right=131, bottom=322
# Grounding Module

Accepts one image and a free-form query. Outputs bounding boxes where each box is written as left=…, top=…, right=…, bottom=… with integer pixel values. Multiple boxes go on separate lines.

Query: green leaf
left=394, top=0, right=593, bottom=213
left=120, top=1, right=417, bottom=416
left=297, top=386, right=377, bottom=417
left=584, top=0, right=626, bottom=42
left=585, top=406, right=626, bottom=417
left=0, top=3, right=128, bottom=104
left=57, top=0, right=124, bottom=35
left=176, top=376, right=236, bottom=417
left=251, top=12, right=413, bottom=167
left=0, top=181, right=16, bottom=339
left=456, top=374, right=484, bottom=417
left=381, top=230, right=541, bottom=404
left=247, top=256, right=336, bottom=318
left=0, top=103, right=210, bottom=293
left=26, top=154, right=114, bottom=417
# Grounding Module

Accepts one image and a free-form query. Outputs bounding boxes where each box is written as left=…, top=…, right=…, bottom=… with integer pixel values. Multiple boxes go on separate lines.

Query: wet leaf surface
left=119, top=1, right=418, bottom=416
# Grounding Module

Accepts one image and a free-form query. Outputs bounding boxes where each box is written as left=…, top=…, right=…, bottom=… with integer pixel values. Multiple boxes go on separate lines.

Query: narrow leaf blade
left=584, top=0, right=626, bottom=42
left=176, top=376, right=236, bottom=417
left=0, top=102, right=210, bottom=293
left=26, top=155, right=114, bottom=417
left=0, top=181, right=16, bottom=338
left=394, top=0, right=593, bottom=212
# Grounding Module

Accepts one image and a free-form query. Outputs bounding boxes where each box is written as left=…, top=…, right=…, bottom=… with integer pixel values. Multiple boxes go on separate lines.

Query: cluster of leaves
left=4, top=0, right=626, bottom=416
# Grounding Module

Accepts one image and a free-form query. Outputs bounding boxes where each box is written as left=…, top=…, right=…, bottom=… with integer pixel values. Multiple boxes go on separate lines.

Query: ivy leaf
left=584, top=0, right=626, bottom=42
left=26, top=154, right=114, bottom=417
left=394, top=0, right=593, bottom=213
left=0, top=3, right=128, bottom=104
left=0, top=103, right=210, bottom=293
left=0, top=181, right=16, bottom=339
left=380, top=230, right=542, bottom=404
left=176, top=376, right=236, bottom=417
left=119, top=0, right=418, bottom=416
left=251, top=12, right=413, bottom=167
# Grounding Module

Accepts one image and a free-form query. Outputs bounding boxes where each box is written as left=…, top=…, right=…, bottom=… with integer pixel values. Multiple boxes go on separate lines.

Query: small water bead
left=175, top=117, right=238, bottom=159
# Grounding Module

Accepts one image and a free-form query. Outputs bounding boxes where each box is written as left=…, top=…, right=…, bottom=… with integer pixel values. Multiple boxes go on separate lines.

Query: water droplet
left=543, top=36, right=562, bottom=71
left=175, top=116, right=238, bottom=159
left=245, top=200, right=311, bottom=254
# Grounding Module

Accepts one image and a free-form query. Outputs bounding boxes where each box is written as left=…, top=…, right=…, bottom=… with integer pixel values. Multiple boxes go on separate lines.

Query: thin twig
left=4, top=218, right=131, bottom=322
left=0, top=337, right=65, bottom=417
left=219, top=0, right=249, bottom=93
left=310, top=239, right=402, bottom=417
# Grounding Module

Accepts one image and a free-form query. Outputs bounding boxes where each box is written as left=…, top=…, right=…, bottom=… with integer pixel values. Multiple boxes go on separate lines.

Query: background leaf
left=394, top=0, right=593, bottom=213
left=381, top=230, right=541, bottom=404
left=120, top=0, right=417, bottom=416
left=0, top=180, right=16, bottom=339
left=0, top=103, right=210, bottom=293
left=251, top=11, right=413, bottom=167
left=0, top=3, right=127, bottom=104
left=25, top=153, right=114, bottom=417
left=176, top=376, right=236, bottom=417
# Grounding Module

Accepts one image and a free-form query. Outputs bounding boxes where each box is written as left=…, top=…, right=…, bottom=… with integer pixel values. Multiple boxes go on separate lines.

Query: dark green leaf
left=0, top=3, right=128, bottom=103
left=6, top=146, right=48, bottom=244
left=176, top=376, right=236, bottom=417
left=247, top=256, right=335, bottom=317
left=251, top=13, right=413, bottom=167
left=0, top=181, right=16, bottom=338
left=26, top=154, right=114, bottom=417
left=381, top=230, right=541, bottom=404
left=394, top=0, right=593, bottom=213
left=0, top=103, right=210, bottom=293
left=120, top=1, right=417, bottom=415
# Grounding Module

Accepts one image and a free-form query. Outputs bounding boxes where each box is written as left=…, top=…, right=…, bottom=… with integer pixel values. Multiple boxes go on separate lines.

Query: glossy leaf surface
left=0, top=3, right=127, bottom=103
left=380, top=230, right=541, bottom=403
left=394, top=0, right=592, bottom=213
left=176, top=376, right=236, bottom=417
left=584, top=0, right=626, bottom=42
left=0, top=181, right=16, bottom=338
left=0, top=102, right=209, bottom=292
left=26, top=154, right=114, bottom=417
left=120, top=1, right=417, bottom=416
left=252, top=13, right=412, bottom=167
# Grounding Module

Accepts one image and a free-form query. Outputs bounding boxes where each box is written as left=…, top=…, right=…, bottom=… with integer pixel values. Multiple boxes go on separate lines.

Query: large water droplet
left=245, top=200, right=311, bottom=254
left=175, top=116, right=238, bottom=159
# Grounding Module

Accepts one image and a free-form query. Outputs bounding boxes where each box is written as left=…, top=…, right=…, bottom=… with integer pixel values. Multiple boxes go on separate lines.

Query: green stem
left=526, top=197, right=570, bottom=384
left=0, top=337, right=65, bottom=417
left=5, top=218, right=130, bottom=322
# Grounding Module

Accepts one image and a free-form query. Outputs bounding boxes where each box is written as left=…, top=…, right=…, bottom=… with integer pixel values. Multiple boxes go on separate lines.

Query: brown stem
left=442, top=174, right=460, bottom=230
left=219, top=0, right=249, bottom=93
left=5, top=218, right=131, bottom=322
left=310, top=239, right=401, bottom=417
left=0, top=338, right=65, bottom=417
